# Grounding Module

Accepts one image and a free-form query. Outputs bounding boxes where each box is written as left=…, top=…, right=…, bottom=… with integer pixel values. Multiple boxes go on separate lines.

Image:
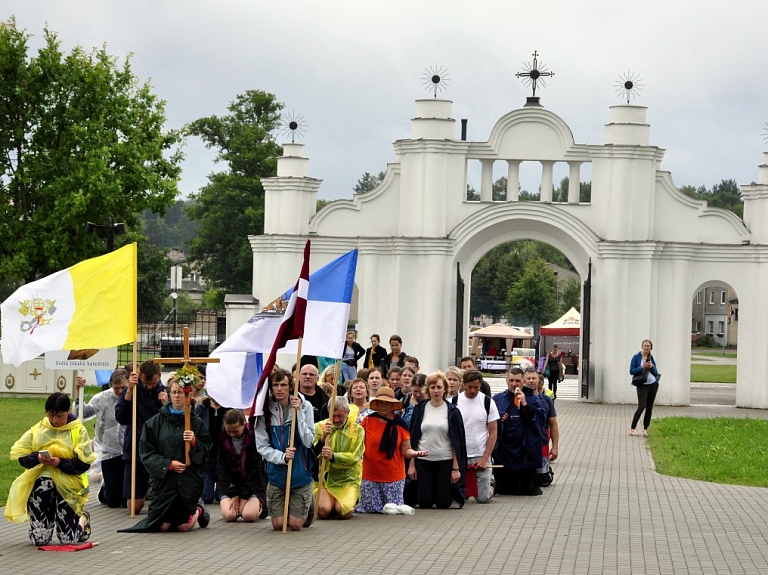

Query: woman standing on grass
left=629, top=339, right=660, bottom=437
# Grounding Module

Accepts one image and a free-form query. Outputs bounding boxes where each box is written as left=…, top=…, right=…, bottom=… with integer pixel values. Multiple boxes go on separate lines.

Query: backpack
left=452, top=394, right=502, bottom=451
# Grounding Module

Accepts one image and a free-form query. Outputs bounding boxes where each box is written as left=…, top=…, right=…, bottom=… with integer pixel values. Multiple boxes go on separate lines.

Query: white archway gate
left=249, top=97, right=768, bottom=408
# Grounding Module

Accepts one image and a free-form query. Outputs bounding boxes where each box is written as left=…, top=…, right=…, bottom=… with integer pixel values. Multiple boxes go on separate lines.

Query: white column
left=506, top=160, right=520, bottom=201
left=480, top=159, right=494, bottom=202
left=540, top=161, right=554, bottom=203
left=568, top=162, right=581, bottom=204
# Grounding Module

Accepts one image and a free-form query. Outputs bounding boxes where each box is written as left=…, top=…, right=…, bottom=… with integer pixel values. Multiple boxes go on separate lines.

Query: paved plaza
left=2, top=397, right=767, bottom=574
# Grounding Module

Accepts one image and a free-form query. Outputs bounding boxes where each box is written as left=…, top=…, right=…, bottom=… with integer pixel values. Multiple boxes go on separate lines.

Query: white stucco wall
left=250, top=97, right=768, bottom=408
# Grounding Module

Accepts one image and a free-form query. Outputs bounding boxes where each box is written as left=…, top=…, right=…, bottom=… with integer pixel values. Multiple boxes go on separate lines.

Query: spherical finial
left=280, top=112, right=307, bottom=144
left=422, top=65, right=450, bottom=98
left=615, top=71, right=643, bottom=104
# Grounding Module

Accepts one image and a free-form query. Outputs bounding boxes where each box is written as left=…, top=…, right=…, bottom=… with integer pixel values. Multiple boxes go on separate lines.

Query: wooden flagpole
left=282, top=336, right=304, bottom=533
left=130, top=341, right=138, bottom=518
left=315, top=359, right=340, bottom=517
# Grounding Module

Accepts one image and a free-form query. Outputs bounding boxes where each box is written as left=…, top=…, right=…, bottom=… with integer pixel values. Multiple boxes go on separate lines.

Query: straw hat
left=370, top=386, right=402, bottom=408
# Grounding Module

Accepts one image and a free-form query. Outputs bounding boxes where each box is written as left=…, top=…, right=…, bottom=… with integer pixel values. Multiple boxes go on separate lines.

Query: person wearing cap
left=313, top=396, right=365, bottom=519
left=355, top=387, right=427, bottom=513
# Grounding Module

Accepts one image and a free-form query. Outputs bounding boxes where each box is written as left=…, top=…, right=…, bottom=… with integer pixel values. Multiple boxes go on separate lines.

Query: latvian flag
left=250, top=240, right=310, bottom=415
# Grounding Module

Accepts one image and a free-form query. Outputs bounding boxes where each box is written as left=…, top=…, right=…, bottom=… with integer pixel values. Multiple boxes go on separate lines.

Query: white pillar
left=506, top=160, right=520, bottom=201
left=480, top=159, right=494, bottom=202
left=568, top=162, right=581, bottom=204
left=540, top=161, right=554, bottom=203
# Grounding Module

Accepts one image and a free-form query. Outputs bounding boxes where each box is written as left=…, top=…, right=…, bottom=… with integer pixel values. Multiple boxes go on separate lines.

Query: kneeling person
left=218, top=409, right=267, bottom=522
left=254, top=369, right=315, bottom=531
left=314, top=396, right=365, bottom=519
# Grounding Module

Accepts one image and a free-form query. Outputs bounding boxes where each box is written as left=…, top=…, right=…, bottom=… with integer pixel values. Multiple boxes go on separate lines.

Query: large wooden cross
left=153, top=326, right=219, bottom=465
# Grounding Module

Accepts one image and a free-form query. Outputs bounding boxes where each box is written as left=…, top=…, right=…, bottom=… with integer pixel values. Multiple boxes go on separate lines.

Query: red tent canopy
left=540, top=307, right=580, bottom=336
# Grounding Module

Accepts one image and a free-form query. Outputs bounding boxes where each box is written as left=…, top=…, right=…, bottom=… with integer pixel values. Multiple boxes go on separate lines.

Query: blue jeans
left=341, top=363, right=357, bottom=382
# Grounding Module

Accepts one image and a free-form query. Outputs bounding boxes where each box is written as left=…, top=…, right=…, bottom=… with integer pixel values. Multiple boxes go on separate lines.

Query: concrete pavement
left=2, top=399, right=767, bottom=574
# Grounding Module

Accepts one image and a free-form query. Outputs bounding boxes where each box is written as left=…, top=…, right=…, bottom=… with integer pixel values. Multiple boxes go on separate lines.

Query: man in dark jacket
left=492, top=367, right=546, bottom=496
left=115, top=360, right=167, bottom=514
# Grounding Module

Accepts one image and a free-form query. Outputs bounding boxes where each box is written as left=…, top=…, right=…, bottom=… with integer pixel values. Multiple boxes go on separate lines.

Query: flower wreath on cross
left=176, top=364, right=200, bottom=395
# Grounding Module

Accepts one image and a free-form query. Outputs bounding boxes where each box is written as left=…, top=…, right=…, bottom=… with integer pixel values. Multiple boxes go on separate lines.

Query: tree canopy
left=185, top=90, right=283, bottom=295
left=679, top=179, right=743, bottom=218
left=354, top=171, right=386, bottom=194
left=503, top=257, right=559, bottom=333
left=0, top=18, right=183, bottom=286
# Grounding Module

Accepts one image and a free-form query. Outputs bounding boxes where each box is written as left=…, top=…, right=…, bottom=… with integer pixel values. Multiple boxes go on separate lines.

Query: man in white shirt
left=453, top=369, right=499, bottom=503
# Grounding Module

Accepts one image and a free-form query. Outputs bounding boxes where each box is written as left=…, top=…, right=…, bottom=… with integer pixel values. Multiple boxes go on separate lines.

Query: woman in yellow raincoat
left=313, top=396, right=365, bottom=519
left=6, top=392, right=97, bottom=545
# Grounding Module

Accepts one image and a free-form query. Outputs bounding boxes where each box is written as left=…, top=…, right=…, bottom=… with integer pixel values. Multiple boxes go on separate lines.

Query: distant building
left=166, top=249, right=205, bottom=303
left=691, top=286, right=738, bottom=346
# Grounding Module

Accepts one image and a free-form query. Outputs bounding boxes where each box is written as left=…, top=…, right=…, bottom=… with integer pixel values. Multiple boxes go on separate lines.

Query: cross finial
left=516, top=50, right=554, bottom=99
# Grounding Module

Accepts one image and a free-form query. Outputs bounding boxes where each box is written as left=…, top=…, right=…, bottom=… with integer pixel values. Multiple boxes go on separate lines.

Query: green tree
left=0, top=19, right=182, bottom=285
left=185, top=90, right=283, bottom=294
left=679, top=180, right=742, bottom=218
left=554, top=177, right=592, bottom=203
left=559, top=276, right=581, bottom=315
left=353, top=171, right=386, bottom=194
left=492, top=176, right=507, bottom=201
left=466, top=184, right=480, bottom=201
left=137, top=242, right=172, bottom=318
left=141, top=201, right=200, bottom=250
left=503, top=258, right=558, bottom=334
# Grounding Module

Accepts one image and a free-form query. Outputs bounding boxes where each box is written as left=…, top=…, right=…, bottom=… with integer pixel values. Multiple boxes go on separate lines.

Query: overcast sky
left=8, top=1, right=768, bottom=202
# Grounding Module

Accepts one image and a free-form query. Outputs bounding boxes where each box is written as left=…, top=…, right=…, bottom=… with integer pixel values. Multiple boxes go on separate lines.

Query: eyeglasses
left=170, top=391, right=186, bottom=396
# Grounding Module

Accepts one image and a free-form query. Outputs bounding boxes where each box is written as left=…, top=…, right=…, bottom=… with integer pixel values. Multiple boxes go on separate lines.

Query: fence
left=120, top=309, right=226, bottom=365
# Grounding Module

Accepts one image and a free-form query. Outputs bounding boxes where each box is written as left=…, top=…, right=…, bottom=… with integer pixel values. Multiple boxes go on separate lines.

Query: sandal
left=628, top=429, right=639, bottom=436
left=641, top=429, right=648, bottom=437
left=79, top=510, right=91, bottom=542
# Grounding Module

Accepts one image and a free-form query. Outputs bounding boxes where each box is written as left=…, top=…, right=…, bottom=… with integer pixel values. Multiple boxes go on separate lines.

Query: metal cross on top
left=516, top=50, right=554, bottom=98
left=153, top=326, right=219, bottom=464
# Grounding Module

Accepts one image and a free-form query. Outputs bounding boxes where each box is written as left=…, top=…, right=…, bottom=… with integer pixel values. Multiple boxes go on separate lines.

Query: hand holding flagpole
left=282, top=337, right=304, bottom=533
left=315, top=359, right=340, bottom=517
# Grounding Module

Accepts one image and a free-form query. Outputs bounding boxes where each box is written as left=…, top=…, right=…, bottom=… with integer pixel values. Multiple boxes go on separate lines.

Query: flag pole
left=130, top=341, right=137, bottom=518
left=315, top=359, right=340, bottom=517
left=282, top=336, right=304, bottom=533
left=77, top=369, right=85, bottom=422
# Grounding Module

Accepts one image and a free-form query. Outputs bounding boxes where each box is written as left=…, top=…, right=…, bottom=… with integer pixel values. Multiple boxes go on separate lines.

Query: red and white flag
left=250, top=240, right=310, bottom=415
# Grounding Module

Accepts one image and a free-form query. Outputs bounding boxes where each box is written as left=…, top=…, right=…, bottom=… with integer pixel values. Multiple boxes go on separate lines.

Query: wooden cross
left=153, top=326, right=219, bottom=465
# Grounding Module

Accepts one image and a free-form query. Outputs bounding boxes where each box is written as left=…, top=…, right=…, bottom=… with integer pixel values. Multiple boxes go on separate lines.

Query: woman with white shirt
left=407, top=371, right=467, bottom=509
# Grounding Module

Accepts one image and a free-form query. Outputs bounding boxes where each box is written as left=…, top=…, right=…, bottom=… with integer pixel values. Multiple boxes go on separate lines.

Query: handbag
left=631, top=371, right=647, bottom=386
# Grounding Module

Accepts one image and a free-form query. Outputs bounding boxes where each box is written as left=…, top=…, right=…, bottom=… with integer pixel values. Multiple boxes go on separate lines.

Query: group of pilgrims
left=6, top=331, right=559, bottom=543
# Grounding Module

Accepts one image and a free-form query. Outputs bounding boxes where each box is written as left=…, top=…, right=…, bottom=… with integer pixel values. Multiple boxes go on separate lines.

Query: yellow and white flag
left=1, top=243, right=137, bottom=367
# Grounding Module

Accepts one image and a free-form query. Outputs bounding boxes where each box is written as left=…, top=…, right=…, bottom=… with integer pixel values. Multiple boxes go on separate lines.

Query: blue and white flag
left=206, top=248, right=358, bottom=409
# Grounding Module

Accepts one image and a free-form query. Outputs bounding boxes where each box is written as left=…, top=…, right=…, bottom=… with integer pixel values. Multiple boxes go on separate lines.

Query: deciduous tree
left=185, top=90, right=283, bottom=294
left=0, top=19, right=183, bottom=285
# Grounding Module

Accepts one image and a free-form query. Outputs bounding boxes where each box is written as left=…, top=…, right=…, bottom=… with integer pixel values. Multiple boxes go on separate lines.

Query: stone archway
left=249, top=94, right=768, bottom=408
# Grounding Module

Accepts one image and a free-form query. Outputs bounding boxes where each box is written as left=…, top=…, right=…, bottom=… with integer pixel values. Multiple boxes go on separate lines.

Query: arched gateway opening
left=248, top=92, right=768, bottom=409
left=451, top=202, right=598, bottom=398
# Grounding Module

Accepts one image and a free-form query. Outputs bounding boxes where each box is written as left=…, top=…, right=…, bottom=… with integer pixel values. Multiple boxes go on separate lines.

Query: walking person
left=629, top=339, right=660, bottom=437
left=341, top=331, right=366, bottom=382
left=543, top=344, right=565, bottom=400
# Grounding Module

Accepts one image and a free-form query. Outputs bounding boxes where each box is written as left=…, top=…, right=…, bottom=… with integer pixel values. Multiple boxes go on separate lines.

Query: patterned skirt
left=355, top=479, right=405, bottom=513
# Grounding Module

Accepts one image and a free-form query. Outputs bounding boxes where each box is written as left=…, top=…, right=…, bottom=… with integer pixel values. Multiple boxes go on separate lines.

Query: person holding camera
left=629, top=339, right=660, bottom=437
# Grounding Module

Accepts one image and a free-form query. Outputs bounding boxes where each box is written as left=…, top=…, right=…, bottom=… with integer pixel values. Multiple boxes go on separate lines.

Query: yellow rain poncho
left=5, top=416, right=96, bottom=523
left=314, top=404, right=365, bottom=514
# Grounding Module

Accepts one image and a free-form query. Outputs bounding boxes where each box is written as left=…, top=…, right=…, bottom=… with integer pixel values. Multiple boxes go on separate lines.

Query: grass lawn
left=691, top=349, right=737, bottom=359
left=690, top=364, right=737, bottom=383
left=0, top=388, right=100, bottom=507
left=649, top=417, right=768, bottom=487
